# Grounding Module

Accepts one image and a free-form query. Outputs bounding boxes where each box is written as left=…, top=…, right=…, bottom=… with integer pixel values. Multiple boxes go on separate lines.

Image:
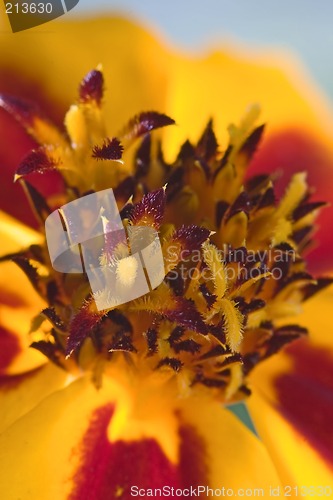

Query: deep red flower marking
left=0, top=290, right=29, bottom=373
left=0, top=108, right=38, bottom=227
left=249, top=128, right=333, bottom=273
left=0, top=289, right=27, bottom=308
left=0, top=94, right=44, bottom=130
left=274, top=339, right=333, bottom=468
left=0, top=108, right=64, bottom=228
left=0, top=68, right=65, bottom=125
left=0, top=326, right=21, bottom=375
left=70, top=404, right=208, bottom=500
left=0, top=69, right=65, bottom=228
left=177, top=421, right=209, bottom=489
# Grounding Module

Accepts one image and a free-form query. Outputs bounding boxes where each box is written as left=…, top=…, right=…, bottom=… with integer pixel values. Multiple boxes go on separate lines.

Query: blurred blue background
left=73, top=0, right=333, bottom=101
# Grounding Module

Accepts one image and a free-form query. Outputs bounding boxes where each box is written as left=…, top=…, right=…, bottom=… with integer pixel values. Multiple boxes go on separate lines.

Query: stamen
left=79, top=69, right=104, bottom=105
left=92, top=138, right=124, bottom=161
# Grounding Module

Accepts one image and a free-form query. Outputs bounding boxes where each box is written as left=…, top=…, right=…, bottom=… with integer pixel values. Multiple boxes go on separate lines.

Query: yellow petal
left=164, top=48, right=333, bottom=159
left=248, top=391, right=333, bottom=496
left=0, top=362, right=67, bottom=433
left=0, top=290, right=47, bottom=375
left=290, top=283, right=333, bottom=348
left=2, top=17, right=333, bottom=273
left=0, top=212, right=46, bottom=374
left=1, top=16, right=333, bottom=159
left=0, top=17, right=171, bottom=138
left=0, top=373, right=281, bottom=499
left=179, top=396, right=282, bottom=491
left=247, top=286, right=333, bottom=492
left=0, top=210, right=42, bottom=255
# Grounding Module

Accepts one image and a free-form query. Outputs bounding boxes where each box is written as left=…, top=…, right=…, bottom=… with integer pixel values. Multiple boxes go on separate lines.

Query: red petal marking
left=178, top=422, right=209, bottom=488
left=274, top=339, right=333, bottom=468
left=0, top=66, right=66, bottom=228
left=0, top=69, right=65, bottom=125
left=307, top=207, right=333, bottom=274
left=0, top=94, right=43, bottom=129
left=0, top=289, right=27, bottom=308
left=0, top=326, right=21, bottom=374
left=0, top=291, right=28, bottom=374
left=70, top=404, right=208, bottom=500
left=0, top=109, right=64, bottom=228
left=79, top=70, right=104, bottom=106
left=248, top=128, right=333, bottom=273
left=0, top=108, right=37, bottom=227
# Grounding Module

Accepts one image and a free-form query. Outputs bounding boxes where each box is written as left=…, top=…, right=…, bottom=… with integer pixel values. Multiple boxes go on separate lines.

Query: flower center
left=1, top=68, right=330, bottom=404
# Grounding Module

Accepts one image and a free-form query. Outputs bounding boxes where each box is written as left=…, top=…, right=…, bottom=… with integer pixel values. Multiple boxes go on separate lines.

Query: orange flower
left=0, top=14, right=332, bottom=500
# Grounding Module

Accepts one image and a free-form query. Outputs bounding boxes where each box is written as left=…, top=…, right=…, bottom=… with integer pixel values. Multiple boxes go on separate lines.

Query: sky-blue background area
left=73, top=0, right=333, bottom=101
